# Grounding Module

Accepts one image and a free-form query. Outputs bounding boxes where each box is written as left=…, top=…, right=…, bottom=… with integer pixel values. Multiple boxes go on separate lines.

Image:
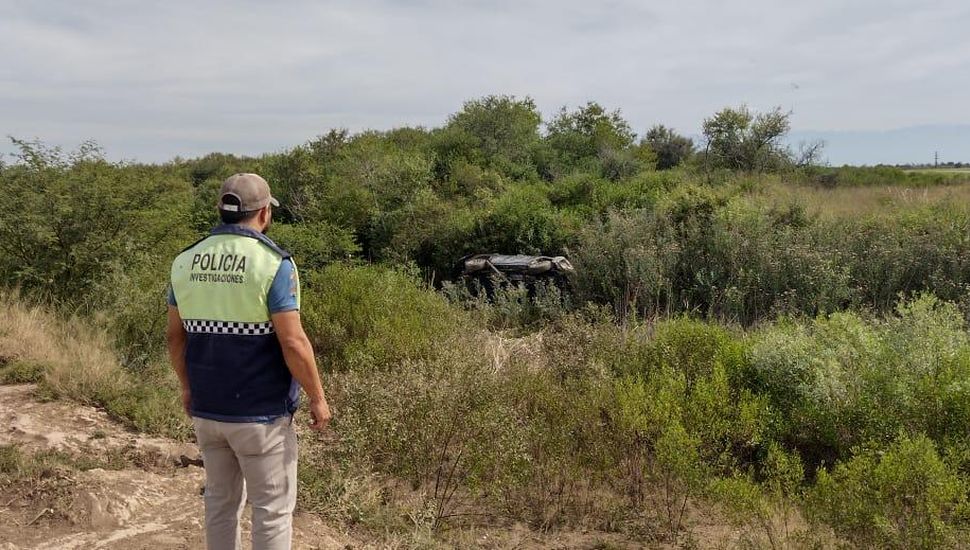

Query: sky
left=2, top=0, right=969, bottom=165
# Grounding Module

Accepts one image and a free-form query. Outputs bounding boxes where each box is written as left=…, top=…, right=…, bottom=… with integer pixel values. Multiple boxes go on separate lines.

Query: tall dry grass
left=0, top=290, right=120, bottom=394
left=758, top=180, right=970, bottom=219
left=0, top=291, right=188, bottom=438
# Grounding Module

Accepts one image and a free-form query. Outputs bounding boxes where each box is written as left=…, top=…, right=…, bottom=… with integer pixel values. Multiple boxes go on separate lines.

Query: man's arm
left=272, top=310, right=331, bottom=430
left=166, top=305, right=191, bottom=416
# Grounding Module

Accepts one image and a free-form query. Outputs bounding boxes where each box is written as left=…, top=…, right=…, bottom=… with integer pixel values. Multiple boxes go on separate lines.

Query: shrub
left=548, top=170, right=671, bottom=216
left=471, top=183, right=579, bottom=255
left=299, top=263, right=466, bottom=371
left=269, top=222, right=360, bottom=270
left=94, top=249, right=179, bottom=368
left=0, top=359, right=46, bottom=384
left=314, top=330, right=623, bottom=532
left=803, top=165, right=969, bottom=188
left=330, top=131, right=435, bottom=213
left=319, top=350, right=531, bottom=529
left=572, top=209, right=678, bottom=319
left=573, top=181, right=970, bottom=324
left=545, top=102, right=636, bottom=177
left=445, top=279, right=572, bottom=332
left=710, top=442, right=807, bottom=550
left=805, top=434, right=969, bottom=548
left=499, top=357, right=617, bottom=528
left=609, top=317, right=774, bottom=537
left=749, top=295, right=970, bottom=469
left=701, top=105, right=792, bottom=172
left=440, top=95, right=543, bottom=180
left=0, top=140, right=194, bottom=305
left=828, top=206, right=970, bottom=310
left=643, top=125, right=694, bottom=170
left=574, top=186, right=840, bottom=322
left=367, top=188, right=479, bottom=276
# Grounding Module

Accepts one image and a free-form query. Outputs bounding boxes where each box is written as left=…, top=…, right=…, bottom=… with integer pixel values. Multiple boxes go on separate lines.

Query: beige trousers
left=193, top=415, right=297, bottom=550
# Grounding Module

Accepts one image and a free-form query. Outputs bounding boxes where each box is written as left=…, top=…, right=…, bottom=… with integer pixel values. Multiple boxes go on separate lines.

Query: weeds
left=805, top=434, right=969, bottom=549
left=0, top=290, right=189, bottom=439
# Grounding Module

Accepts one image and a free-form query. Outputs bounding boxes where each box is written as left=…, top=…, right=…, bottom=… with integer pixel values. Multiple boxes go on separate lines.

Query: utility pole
left=935, top=151, right=939, bottom=168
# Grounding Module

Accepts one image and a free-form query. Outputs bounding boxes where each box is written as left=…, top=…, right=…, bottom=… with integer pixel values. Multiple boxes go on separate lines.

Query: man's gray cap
left=218, top=173, right=280, bottom=212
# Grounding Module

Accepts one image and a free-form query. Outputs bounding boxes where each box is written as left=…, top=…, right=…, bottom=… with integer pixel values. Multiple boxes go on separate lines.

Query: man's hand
left=308, top=398, right=332, bottom=431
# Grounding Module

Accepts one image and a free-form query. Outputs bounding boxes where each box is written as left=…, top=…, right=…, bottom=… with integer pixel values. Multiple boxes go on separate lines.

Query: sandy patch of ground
left=0, top=384, right=357, bottom=549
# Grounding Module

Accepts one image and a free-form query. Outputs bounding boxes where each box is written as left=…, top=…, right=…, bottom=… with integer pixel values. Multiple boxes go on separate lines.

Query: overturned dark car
left=458, top=253, right=574, bottom=298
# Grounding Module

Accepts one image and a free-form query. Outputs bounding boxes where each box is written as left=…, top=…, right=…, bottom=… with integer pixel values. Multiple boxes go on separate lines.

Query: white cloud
left=1, top=0, right=969, bottom=162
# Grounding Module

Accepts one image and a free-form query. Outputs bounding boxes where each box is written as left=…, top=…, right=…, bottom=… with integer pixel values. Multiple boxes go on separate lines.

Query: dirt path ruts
left=0, top=384, right=355, bottom=549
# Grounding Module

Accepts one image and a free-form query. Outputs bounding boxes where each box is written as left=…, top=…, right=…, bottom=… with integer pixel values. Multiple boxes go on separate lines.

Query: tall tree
left=545, top=102, right=636, bottom=175
left=438, top=95, right=542, bottom=179
left=643, top=125, right=694, bottom=170
left=702, top=106, right=792, bottom=172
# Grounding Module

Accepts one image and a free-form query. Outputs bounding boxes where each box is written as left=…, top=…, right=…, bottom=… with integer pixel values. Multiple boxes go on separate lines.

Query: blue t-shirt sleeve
left=167, top=284, right=177, bottom=307
left=268, top=258, right=300, bottom=313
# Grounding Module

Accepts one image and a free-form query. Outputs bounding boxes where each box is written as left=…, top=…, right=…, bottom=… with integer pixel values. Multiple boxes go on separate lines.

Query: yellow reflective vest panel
left=170, top=225, right=297, bottom=421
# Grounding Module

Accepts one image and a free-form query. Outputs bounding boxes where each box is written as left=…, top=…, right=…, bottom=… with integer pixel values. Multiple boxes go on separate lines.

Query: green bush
left=95, top=250, right=177, bottom=368
left=572, top=180, right=970, bottom=325
left=332, top=131, right=435, bottom=214
left=315, top=329, right=622, bottom=531
left=545, top=102, right=636, bottom=178
left=0, top=359, right=46, bottom=384
left=573, top=186, right=852, bottom=322
left=572, top=209, right=678, bottom=319
left=367, top=188, right=479, bottom=276
left=0, top=140, right=194, bottom=305
left=609, top=317, right=774, bottom=532
left=438, top=95, right=543, bottom=181
left=300, top=263, right=466, bottom=371
left=444, top=279, right=572, bottom=332
left=547, top=170, right=672, bottom=216
left=500, top=358, right=619, bottom=528
left=95, top=370, right=189, bottom=438
left=320, top=352, right=531, bottom=529
left=269, top=222, right=360, bottom=270
left=748, top=295, right=970, bottom=468
left=708, top=443, right=815, bottom=549
left=828, top=206, right=970, bottom=310
left=471, top=183, right=579, bottom=255
left=805, top=434, right=969, bottom=549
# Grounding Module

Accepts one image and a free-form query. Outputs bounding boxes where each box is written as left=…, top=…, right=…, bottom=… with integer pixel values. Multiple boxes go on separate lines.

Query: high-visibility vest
left=170, top=224, right=298, bottom=421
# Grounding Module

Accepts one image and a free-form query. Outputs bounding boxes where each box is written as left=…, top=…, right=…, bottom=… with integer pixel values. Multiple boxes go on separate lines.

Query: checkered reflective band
left=182, top=319, right=275, bottom=335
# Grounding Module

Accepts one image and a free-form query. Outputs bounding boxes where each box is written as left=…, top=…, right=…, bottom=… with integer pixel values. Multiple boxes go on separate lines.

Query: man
left=167, top=173, right=331, bottom=550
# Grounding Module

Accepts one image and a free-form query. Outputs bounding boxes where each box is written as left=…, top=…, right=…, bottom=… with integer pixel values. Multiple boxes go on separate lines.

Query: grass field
left=904, top=167, right=970, bottom=174
left=760, top=180, right=970, bottom=218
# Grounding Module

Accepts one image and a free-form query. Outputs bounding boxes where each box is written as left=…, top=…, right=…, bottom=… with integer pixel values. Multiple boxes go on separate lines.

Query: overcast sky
left=2, top=0, right=969, bottom=165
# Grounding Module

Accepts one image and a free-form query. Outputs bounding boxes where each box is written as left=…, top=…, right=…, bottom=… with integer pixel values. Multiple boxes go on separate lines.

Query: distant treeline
left=896, top=161, right=969, bottom=169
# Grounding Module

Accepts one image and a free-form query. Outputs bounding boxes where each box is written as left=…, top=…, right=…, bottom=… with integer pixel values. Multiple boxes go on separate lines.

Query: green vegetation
left=3, top=97, right=970, bottom=546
